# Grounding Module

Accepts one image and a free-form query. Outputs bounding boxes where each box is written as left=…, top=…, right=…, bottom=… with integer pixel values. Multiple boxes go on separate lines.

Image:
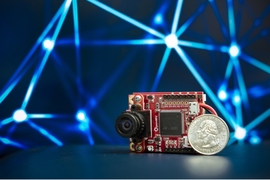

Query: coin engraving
left=188, top=114, right=229, bottom=155
left=197, top=120, right=219, bottom=148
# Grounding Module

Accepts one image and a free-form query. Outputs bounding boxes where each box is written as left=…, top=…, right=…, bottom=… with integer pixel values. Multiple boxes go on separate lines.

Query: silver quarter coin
left=188, top=114, right=229, bottom=155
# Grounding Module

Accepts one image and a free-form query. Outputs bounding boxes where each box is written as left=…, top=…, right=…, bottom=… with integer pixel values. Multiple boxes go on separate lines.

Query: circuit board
left=125, top=92, right=208, bottom=153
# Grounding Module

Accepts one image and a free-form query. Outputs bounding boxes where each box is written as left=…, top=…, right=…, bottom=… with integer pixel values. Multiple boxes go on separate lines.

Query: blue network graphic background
left=0, top=0, right=269, bottom=156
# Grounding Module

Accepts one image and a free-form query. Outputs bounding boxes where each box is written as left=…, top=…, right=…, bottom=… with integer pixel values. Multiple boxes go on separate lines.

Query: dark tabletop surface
left=0, top=142, right=270, bottom=179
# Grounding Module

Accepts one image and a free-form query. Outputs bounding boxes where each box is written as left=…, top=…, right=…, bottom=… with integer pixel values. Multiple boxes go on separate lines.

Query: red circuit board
left=127, top=92, right=206, bottom=153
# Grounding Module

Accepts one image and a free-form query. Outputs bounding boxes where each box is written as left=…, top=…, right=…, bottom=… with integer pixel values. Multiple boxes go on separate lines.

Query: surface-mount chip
left=160, top=111, right=183, bottom=136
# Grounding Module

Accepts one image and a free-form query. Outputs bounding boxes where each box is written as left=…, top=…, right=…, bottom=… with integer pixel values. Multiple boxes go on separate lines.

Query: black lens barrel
left=115, top=112, right=143, bottom=138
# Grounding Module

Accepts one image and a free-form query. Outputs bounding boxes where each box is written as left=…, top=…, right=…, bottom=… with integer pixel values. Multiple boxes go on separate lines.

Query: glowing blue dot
left=76, top=110, right=86, bottom=121
left=218, top=90, right=227, bottom=101
left=42, top=38, right=55, bottom=51
left=154, top=14, right=163, bottom=24
left=234, top=126, right=246, bottom=140
left=13, top=109, right=28, bottom=122
left=233, top=95, right=241, bottom=104
left=249, top=136, right=261, bottom=145
left=164, top=34, right=178, bottom=48
left=229, top=45, right=240, bottom=57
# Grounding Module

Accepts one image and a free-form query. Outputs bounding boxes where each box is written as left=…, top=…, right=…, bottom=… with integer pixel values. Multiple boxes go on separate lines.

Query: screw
left=135, top=144, right=142, bottom=152
left=134, top=95, right=141, bottom=102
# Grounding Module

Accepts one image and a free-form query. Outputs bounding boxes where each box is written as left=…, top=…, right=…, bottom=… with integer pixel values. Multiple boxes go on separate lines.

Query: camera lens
left=115, top=112, right=143, bottom=138
left=120, top=118, right=133, bottom=132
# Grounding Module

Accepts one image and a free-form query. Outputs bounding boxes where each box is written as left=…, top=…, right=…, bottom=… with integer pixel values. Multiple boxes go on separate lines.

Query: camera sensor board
left=124, top=92, right=206, bottom=153
left=115, top=91, right=229, bottom=155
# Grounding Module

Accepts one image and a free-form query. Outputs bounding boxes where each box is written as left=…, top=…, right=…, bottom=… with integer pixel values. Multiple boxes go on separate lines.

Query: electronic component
left=115, top=92, right=228, bottom=155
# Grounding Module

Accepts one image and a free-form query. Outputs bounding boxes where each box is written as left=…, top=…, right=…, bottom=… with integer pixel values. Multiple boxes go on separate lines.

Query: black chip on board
left=160, top=112, right=182, bottom=135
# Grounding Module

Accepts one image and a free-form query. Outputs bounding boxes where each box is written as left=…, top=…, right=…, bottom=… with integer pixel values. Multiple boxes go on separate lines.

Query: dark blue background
left=0, top=0, right=269, bottom=157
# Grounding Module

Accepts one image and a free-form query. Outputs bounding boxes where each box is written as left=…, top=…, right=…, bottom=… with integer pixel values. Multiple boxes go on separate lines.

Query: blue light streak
left=249, top=85, right=270, bottom=98
left=177, top=40, right=224, bottom=51
left=96, top=50, right=137, bottom=102
left=176, top=2, right=207, bottom=37
left=0, top=3, right=63, bottom=104
left=0, top=137, right=26, bottom=149
left=72, top=0, right=83, bottom=96
left=227, top=0, right=236, bottom=41
left=239, top=5, right=270, bottom=46
left=21, top=0, right=71, bottom=109
left=28, top=114, right=57, bottom=119
left=231, top=57, right=249, bottom=109
left=90, top=120, right=114, bottom=144
left=27, top=120, right=63, bottom=146
left=240, top=53, right=270, bottom=74
left=84, top=117, right=94, bottom=145
left=94, top=107, right=123, bottom=143
left=171, top=0, right=183, bottom=34
left=234, top=95, right=243, bottom=127
left=75, top=110, right=94, bottom=145
left=209, top=0, right=229, bottom=39
left=151, top=48, right=172, bottom=91
left=174, top=46, right=236, bottom=129
left=51, top=52, right=78, bottom=105
left=0, top=73, right=24, bottom=104
left=223, top=59, right=233, bottom=89
left=81, top=39, right=165, bottom=46
left=86, top=0, right=165, bottom=39
left=245, top=108, right=270, bottom=132
left=1, top=117, right=13, bottom=126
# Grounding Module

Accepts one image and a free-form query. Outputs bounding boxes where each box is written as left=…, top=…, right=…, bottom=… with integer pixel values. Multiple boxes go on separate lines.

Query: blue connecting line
left=234, top=93, right=243, bottom=127
left=1, top=117, right=13, bottom=126
left=176, top=2, right=207, bottom=37
left=27, top=120, right=63, bottom=146
left=174, top=46, right=236, bottom=129
left=72, top=0, right=80, bottom=47
left=80, top=39, right=165, bottom=46
left=151, top=48, right=172, bottom=91
left=90, top=120, right=113, bottom=144
left=245, top=108, right=270, bottom=132
left=0, top=6, right=63, bottom=104
left=72, top=0, right=83, bottom=96
left=82, top=117, right=94, bottom=145
left=96, top=50, right=137, bottom=102
left=21, top=0, right=72, bottom=109
left=86, top=0, right=165, bottom=39
left=0, top=137, right=26, bottom=149
left=231, top=57, right=249, bottom=110
left=51, top=52, right=78, bottom=106
left=177, top=40, right=223, bottom=51
left=222, top=59, right=233, bottom=89
left=28, top=114, right=56, bottom=119
left=239, top=5, right=270, bottom=47
left=228, top=108, right=270, bottom=145
left=209, top=0, right=229, bottom=39
left=240, top=53, right=270, bottom=74
left=0, top=71, right=25, bottom=104
left=171, top=0, right=184, bottom=34
left=227, top=0, right=236, bottom=42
